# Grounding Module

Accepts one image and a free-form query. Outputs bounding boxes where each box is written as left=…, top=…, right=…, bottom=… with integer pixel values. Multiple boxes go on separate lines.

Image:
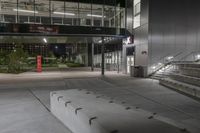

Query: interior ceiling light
left=87, top=14, right=105, bottom=18
left=13, top=9, right=38, bottom=13
left=53, top=12, right=75, bottom=16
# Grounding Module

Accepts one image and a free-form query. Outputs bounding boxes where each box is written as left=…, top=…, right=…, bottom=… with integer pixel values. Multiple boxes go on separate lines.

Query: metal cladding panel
left=134, top=0, right=149, bottom=67
left=140, top=0, right=149, bottom=26
left=126, top=0, right=134, bottom=35
left=148, top=0, right=200, bottom=68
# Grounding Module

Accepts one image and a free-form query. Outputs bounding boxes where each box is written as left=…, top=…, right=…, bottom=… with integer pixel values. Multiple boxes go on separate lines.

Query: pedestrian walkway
left=0, top=71, right=199, bottom=133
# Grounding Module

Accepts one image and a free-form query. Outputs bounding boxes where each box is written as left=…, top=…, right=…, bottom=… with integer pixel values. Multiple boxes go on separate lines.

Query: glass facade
left=0, top=0, right=125, bottom=28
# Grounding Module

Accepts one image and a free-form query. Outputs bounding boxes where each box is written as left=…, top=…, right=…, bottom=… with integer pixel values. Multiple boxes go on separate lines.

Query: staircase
left=154, top=62, right=200, bottom=100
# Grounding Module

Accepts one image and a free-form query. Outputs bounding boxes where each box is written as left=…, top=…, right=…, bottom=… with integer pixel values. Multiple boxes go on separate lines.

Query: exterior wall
left=134, top=0, right=149, bottom=67
left=148, top=0, right=200, bottom=73
left=125, top=0, right=134, bottom=35
left=134, top=0, right=200, bottom=75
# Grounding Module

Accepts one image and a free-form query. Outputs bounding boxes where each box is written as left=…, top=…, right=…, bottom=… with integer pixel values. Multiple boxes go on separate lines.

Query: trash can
left=130, top=66, right=134, bottom=77
left=138, top=66, right=148, bottom=78
left=130, top=66, right=140, bottom=77
left=130, top=66, right=147, bottom=78
left=106, top=64, right=111, bottom=71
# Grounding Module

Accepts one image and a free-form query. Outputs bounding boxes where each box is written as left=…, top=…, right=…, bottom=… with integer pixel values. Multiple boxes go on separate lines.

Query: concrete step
left=169, top=73, right=200, bottom=87
left=159, top=78, right=200, bottom=100
left=178, top=67, right=200, bottom=78
left=175, top=63, right=200, bottom=69
left=50, top=89, right=188, bottom=133
left=151, top=74, right=168, bottom=80
left=151, top=75, right=163, bottom=80
left=151, top=71, right=176, bottom=80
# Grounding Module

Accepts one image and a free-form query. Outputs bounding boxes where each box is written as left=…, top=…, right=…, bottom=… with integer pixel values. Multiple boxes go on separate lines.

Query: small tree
left=7, top=45, right=28, bottom=73
left=0, top=50, right=9, bottom=65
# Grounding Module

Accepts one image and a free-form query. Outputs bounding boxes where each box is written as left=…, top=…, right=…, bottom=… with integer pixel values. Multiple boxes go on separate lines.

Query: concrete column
left=91, top=42, right=94, bottom=71
left=117, top=46, right=120, bottom=73
left=101, top=37, right=105, bottom=75
left=122, top=45, right=127, bottom=74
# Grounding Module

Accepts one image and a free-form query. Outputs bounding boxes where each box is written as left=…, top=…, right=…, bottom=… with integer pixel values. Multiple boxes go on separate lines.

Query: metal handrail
left=172, top=51, right=200, bottom=64
left=149, top=51, right=183, bottom=76
left=149, top=51, right=200, bottom=77
left=179, top=51, right=197, bottom=61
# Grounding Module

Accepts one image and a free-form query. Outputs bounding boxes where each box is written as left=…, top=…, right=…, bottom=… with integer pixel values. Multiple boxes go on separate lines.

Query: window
left=35, top=0, right=50, bottom=24
left=63, top=18, right=72, bottom=25
left=134, top=2, right=141, bottom=16
left=120, top=8, right=125, bottom=28
left=0, top=0, right=125, bottom=28
left=18, top=0, right=35, bottom=24
left=134, top=15, right=140, bottom=28
left=0, top=0, right=17, bottom=23
left=92, top=4, right=103, bottom=27
left=65, top=2, right=78, bottom=26
left=133, top=0, right=141, bottom=29
left=51, top=0, right=65, bottom=25
left=79, top=3, right=91, bottom=26
left=52, top=17, right=63, bottom=25
left=104, top=5, right=115, bottom=28
left=19, top=16, right=28, bottom=23
left=4, top=15, right=16, bottom=23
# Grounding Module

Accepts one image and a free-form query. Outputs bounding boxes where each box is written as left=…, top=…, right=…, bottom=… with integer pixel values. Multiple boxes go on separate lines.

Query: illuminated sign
left=123, top=36, right=133, bottom=45
left=37, top=55, right=42, bottom=72
left=29, top=25, right=59, bottom=34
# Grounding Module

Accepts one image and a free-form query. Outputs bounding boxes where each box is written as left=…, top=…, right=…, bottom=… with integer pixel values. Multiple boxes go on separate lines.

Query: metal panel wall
left=148, top=0, right=200, bottom=73
left=125, top=0, right=134, bottom=35
left=134, top=0, right=149, bottom=67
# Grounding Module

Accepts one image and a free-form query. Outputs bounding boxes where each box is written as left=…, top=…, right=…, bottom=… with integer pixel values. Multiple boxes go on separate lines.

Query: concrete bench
left=50, top=89, right=188, bottom=133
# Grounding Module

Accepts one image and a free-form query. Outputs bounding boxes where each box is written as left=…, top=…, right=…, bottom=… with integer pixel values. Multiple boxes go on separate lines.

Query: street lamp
left=43, top=38, right=47, bottom=43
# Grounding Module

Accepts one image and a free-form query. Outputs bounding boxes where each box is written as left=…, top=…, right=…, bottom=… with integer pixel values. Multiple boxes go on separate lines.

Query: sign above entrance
left=29, top=25, right=59, bottom=34
left=123, top=36, right=134, bottom=45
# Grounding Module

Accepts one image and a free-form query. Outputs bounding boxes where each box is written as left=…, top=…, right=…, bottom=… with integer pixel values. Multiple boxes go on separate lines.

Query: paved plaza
left=0, top=70, right=200, bottom=133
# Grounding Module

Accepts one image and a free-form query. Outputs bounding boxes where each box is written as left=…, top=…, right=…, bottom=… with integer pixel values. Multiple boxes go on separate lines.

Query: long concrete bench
left=160, top=78, right=200, bottom=99
left=50, top=89, right=189, bottom=133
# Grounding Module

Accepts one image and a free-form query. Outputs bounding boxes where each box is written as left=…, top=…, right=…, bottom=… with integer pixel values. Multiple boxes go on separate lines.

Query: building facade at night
left=0, top=0, right=135, bottom=74
left=1, top=0, right=199, bottom=75
left=134, top=0, right=200, bottom=75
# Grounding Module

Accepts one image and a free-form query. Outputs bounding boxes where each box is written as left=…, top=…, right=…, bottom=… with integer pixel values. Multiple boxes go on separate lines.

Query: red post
left=37, top=55, right=42, bottom=72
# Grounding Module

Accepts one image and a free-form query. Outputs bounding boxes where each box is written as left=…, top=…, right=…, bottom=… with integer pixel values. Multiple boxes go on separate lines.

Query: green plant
left=7, top=46, right=28, bottom=73
left=0, top=50, right=9, bottom=65
left=66, top=62, right=84, bottom=67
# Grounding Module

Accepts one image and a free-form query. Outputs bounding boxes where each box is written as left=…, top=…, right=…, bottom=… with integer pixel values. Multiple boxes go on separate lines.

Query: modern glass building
left=0, top=0, right=136, bottom=74
left=0, top=0, right=125, bottom=28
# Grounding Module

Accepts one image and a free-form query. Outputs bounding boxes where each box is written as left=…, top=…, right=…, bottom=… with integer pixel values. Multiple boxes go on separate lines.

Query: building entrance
left=0, top=36, right=123, bottom=74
